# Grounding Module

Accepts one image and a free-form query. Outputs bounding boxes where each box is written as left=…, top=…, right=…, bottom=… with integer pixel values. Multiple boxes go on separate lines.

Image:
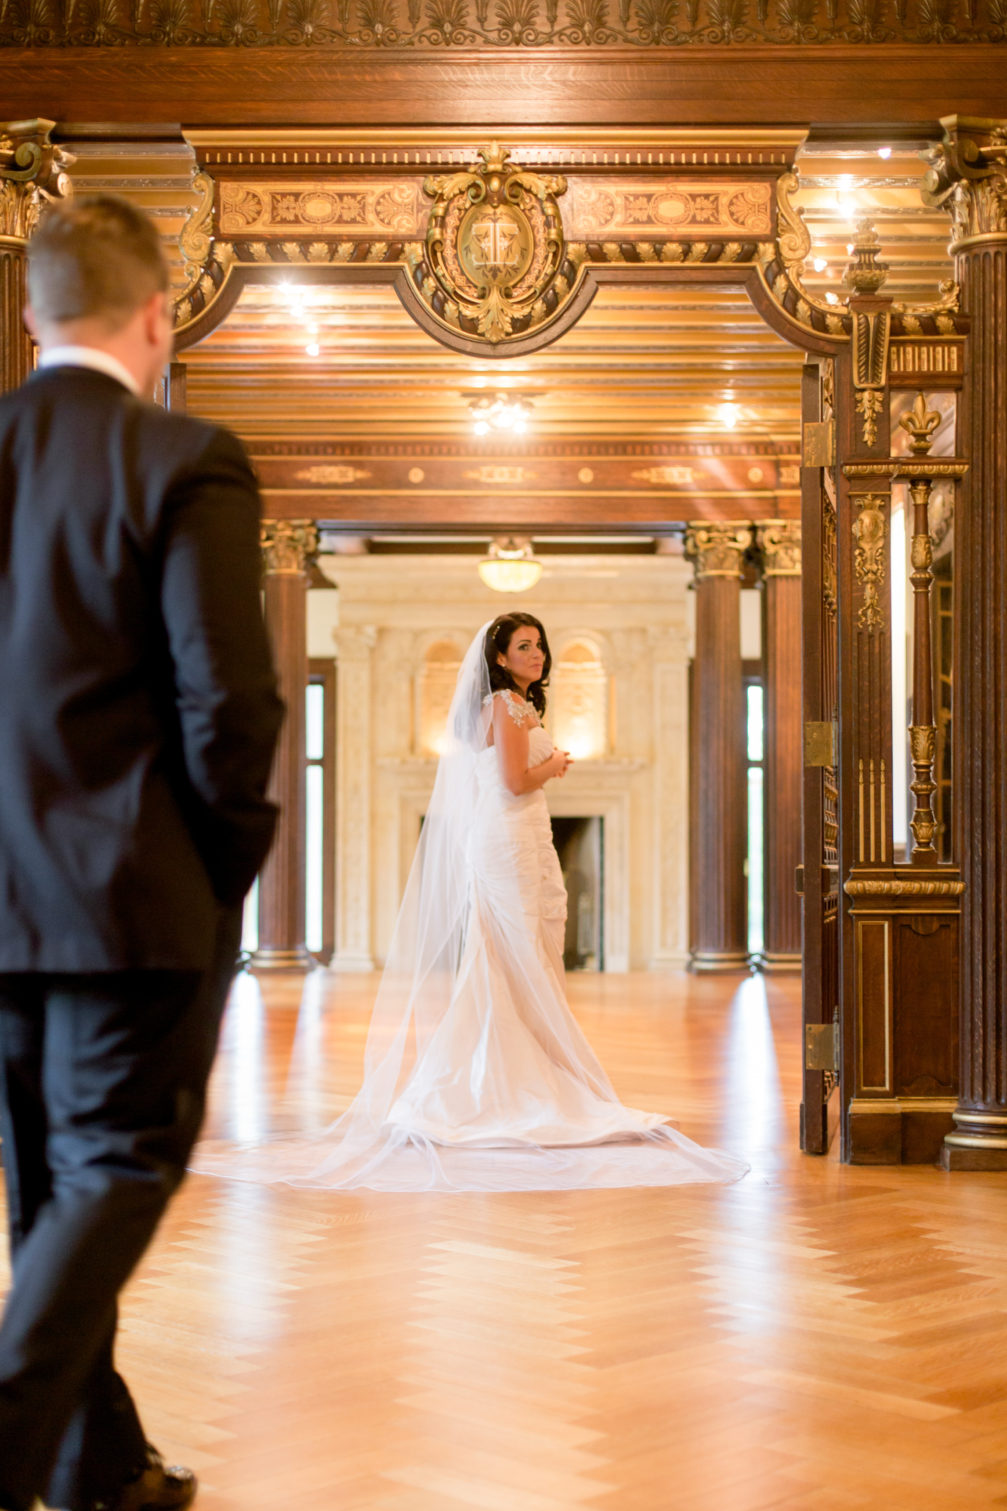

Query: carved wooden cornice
left=923, top=115, right=1007, bottom=251
left=3, top=1, right=1007, bottom=46
left=0, top=118, right=73, bottom=243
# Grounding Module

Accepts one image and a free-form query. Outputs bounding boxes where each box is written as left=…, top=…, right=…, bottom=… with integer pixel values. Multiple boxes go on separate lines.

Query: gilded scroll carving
left=757, top=519, right=802, bottom=576
left=0, top=120, right=73, bottom=241
left=852, top=495, right=887, bottom=633
left=923, top=121, right=1007, bottom=247
left=261, top=519, right=320, bottom=575
left=683, top=522, right=752, bottom=579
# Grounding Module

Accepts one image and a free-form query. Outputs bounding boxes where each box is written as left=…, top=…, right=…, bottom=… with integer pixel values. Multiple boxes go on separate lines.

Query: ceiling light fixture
left=468, top=393, right=534, bottom=438
left=478, top=536, right=543, bottom=594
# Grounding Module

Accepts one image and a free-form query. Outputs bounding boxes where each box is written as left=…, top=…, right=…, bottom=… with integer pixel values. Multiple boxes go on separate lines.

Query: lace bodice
left=484, top=688, right=540, bottom=729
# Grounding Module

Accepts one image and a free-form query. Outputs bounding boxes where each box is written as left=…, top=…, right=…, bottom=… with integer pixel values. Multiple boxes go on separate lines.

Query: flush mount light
left=467, top=393, right=534, bottom=437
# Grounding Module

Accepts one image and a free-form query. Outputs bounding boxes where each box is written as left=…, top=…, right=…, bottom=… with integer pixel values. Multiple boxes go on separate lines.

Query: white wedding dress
left=192, top=633, right=747, bottom=1193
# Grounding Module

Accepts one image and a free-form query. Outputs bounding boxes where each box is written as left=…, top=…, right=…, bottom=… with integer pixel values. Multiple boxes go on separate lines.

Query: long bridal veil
left=192, top=621, right=747, bottom=1192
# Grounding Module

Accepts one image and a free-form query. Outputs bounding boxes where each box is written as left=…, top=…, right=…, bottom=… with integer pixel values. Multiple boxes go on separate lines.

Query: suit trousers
left=0, top=907, right=242, bottom=1511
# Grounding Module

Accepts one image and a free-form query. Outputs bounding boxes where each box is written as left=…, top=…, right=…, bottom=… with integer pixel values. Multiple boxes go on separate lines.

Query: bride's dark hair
left=484, top=612, right=551, bottom=718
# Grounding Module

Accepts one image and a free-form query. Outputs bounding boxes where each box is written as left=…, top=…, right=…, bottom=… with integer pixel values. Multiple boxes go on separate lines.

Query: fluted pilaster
left=925, top=117, right=1007, bottom=1168
left=254, top=519, right=318, bottom=972
left=0, top=119, right=73, bottom=394
left=685, top=523, right=750, bottom=972
left=757, top=521, right=803, bottom=971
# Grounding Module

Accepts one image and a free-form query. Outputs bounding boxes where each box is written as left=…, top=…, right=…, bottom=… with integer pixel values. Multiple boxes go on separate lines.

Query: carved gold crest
left=424, top=143, right=567, bottom=344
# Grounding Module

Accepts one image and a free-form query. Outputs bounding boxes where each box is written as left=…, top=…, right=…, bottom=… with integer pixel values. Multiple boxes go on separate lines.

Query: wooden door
left=800, top=359, right=840, bottom=1154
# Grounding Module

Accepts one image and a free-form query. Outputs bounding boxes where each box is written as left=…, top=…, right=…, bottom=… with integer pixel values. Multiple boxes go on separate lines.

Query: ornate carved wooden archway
left=3, top=115, right=1001, bottom=1168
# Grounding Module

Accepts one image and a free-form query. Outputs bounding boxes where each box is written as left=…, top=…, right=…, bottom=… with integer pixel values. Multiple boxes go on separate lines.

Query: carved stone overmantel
left=0, top=119, right=73, bottom=395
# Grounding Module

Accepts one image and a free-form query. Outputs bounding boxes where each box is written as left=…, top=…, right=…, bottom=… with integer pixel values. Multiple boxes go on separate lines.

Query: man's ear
left=23, top=305, right=38, bottom=340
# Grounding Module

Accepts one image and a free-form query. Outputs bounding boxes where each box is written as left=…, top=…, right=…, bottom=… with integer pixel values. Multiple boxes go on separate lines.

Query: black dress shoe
left=91, top=1447, right=196, bottom=1511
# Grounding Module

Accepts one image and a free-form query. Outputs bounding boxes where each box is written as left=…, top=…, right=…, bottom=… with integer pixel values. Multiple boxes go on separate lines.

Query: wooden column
left=254, top=519, right=319, bottom=972
left=685, top=523, right=750, bottom=972
left=757, top=521, right=803, bottom=972
left=0, top=120, right=72, bottom=394
left=924, top=117, right=1007, bottom=1170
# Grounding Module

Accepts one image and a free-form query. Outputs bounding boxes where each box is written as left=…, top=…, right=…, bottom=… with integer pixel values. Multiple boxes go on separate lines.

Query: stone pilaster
left=0, top=119, right=73, bottom=394
left=331, top=624, right=377, bottom=972
left=647, top=623, right=691, bottom=971
left=924, top=117, right=1007, bottom=1169
left=756, top=521, right=803, bottom=972
left=684, top=523, right=751, bottom=972
left=254, top=519, right=318, bottom=972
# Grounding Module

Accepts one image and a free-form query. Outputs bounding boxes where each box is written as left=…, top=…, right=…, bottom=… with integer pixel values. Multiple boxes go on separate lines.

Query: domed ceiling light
left=478, top=536, right=543, bottom=594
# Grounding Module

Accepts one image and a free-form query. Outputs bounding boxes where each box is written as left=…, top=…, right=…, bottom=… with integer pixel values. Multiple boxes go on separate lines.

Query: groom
left=0, top=195, right=283, bottom=1510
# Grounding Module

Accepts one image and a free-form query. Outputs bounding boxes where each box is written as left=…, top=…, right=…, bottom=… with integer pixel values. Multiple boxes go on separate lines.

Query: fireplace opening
left=550, top=816, right=604, bottom=971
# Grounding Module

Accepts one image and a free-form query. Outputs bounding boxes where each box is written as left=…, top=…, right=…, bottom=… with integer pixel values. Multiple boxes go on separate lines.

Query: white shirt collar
left=38, top=345, right=142, bottom=397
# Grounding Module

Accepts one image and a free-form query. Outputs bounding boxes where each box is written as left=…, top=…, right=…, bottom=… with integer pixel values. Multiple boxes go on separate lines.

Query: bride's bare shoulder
left=484, top=688, right=538, bottom=728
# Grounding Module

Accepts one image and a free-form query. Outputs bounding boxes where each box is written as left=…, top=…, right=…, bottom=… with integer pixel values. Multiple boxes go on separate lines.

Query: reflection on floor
left=6, top=969, right=1007, bottom=1511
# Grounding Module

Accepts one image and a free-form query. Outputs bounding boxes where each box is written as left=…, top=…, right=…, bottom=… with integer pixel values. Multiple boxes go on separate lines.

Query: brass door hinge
left=805, top=1021, right=839, bottom=1073
left=802, top=419, right=835, bottom=468
left=804, top=720, right=837, bottom=767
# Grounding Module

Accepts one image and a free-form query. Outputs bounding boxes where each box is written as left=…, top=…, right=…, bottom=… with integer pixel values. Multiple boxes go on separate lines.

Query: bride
left=194, top=613, right=746, bottom=1192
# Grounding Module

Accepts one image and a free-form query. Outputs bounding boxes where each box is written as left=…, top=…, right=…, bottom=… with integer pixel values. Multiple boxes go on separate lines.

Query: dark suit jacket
left=0, top=364, right=284, bottom=972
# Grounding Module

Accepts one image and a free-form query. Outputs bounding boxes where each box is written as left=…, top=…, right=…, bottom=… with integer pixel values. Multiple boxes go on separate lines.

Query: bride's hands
left=549, top=748, right=573, bottom=779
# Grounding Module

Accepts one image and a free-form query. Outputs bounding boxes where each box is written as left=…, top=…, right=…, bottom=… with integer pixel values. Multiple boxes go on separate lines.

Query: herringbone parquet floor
left=6, top=969, right=1007, bottom=1511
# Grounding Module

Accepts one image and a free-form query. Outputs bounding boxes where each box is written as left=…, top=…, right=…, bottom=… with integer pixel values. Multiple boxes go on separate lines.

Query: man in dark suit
left=0, top=195, right=284, bottom=1511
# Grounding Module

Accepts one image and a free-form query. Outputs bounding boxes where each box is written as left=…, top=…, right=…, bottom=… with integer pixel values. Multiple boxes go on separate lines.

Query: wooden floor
left=7, top=969, right=1007, bottom=1511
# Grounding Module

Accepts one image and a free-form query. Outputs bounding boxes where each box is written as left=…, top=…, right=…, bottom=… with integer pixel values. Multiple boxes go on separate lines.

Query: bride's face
left=498, top=624, right=546, bottom=692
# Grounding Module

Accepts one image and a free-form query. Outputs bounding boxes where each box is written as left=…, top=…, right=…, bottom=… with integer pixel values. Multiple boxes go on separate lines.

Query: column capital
left=332, top=624, right=378, bottom=659
left=0, top=119, right=73, bottom=242
left=923, top=116, right=1007, bottom=251
left=756, top=520, right=802, bottom=577
left=683, top=522, right=751, bottom=581
left=260, top=518, right=319, bottom=576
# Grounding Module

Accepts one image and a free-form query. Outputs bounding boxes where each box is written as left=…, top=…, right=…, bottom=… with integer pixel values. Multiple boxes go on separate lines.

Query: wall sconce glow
left=468, top=393, right=534, bottom=437
left=718, top=402, right=740, bottom=429
left=877, top=146, right=892, bottom=159
left=812, top=257, right=828, bottom=273
left=478, top=536, right=543, bottom=593
left=305, top=342, right=320, bottom=356
left=824, top=292, right=840, bottom=306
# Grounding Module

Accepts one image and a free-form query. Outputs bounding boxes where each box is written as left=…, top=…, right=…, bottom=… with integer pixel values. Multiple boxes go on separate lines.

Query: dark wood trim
left=8, top=47, right=1007, bottom=128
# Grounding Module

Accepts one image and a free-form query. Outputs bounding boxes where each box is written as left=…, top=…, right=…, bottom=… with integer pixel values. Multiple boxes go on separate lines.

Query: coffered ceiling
left=60, top=124, right=954, bottom=533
